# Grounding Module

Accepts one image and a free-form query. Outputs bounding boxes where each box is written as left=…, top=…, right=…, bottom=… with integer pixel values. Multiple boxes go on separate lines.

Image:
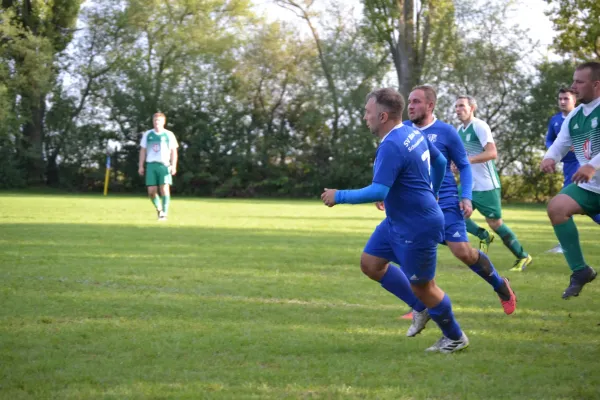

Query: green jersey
left=458, top=117, right=501, bottom=191
left=140, top=129, right=178, bottom=165
left=545, top=97, right=600, bottom=194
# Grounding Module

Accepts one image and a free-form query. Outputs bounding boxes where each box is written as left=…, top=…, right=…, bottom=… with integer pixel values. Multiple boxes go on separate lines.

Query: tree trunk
left=21, top=96, right=46, bottom=184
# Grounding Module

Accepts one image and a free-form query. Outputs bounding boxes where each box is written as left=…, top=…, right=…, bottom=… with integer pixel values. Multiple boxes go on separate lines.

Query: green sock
left=162, top=195, right=170, bottom=215
left=553, top=218, right=586, bottom=272
left=494, top=223, right=528, bottom=259
left=151, top=195, right=162, bottom=211
left=465, top=219, right=489, bottom=240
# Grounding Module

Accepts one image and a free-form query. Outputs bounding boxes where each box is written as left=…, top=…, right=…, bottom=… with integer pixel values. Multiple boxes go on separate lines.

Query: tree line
left=1, top=0, right=597, bottom=201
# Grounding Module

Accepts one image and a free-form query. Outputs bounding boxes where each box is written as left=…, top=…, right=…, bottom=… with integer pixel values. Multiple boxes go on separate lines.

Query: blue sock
left=428, top=294, right=462, bottom=340
left=469, top=251, right=504, bottom=290
left=592, top=214, right=600, bottom=225
left=380, top=264, right=426, bottom=312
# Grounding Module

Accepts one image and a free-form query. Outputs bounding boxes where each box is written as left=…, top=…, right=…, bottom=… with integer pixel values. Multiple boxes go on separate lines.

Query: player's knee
left=410, top=280, right=436, bottom=300
left=547, top=196, right=569, bottom=224
left=486, top=218, right=502, bottom=230
left=451, top=244, right=477, bottom=265
left=147, top=187, right=158, bottom=197
left=410, top=283, right=425, bottom=298
left=359, top=259, right=376, bottom=279
left=359, top=255, right=384, bottom=280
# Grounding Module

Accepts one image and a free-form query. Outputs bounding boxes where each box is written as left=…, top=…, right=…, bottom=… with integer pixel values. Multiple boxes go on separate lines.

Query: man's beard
left=410, top=114, right=425, bottom=126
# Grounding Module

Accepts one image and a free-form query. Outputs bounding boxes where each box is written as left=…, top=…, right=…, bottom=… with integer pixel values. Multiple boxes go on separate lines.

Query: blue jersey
left=404, top=119, right=470, bottom=208
left=373, top=124, right=444, bottom=243
left=546, top=112, right=578, bottom=164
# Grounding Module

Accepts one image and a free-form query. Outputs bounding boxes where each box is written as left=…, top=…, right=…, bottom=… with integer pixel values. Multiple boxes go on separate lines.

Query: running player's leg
left=562, top=161, right=600, bottom=224
left=547, top=184, right=598, bottom=298
left=398, top=243, right=468, bottom=353
left=473, top=189, right=532, bottom=271
left=459, top=184, right=494, bottom=250
left=362, top=220, right=427, bottom=316
left=465, top=218, right=494, bottom=253
left=487, top=216, right=532, bottom=272
left=444, top=204, right=516, bottom=314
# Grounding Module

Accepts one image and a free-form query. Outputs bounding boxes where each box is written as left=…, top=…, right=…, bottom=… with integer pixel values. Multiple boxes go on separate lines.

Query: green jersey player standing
left=138, top=112, right=179, bottom=221
left=455, top=96, right=532, bottom=271
left=541, top=61, right=600, bottom=299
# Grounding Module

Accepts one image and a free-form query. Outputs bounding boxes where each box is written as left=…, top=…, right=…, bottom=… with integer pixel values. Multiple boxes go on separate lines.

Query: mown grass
left=0, top=194, right=598, bottom=399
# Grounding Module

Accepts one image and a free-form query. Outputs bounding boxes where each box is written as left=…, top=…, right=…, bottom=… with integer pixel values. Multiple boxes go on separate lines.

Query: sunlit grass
left=0, top=193, right=599, bottom=399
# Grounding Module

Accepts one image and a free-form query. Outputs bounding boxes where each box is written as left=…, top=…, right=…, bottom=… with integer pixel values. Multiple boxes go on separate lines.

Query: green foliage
left=361, top=0, right=457, bottom=99
left=0, top=0, right=577, bottom=203
left=545, top=0, right=600, bottom=59
left=501, top=155, right=564, bottom=203
left=0, top=137, right=25, bottom=188
left=0, top=8, right=54, bottom=104
left=0, top=0, right=82, bottom=183
left=513, top=60, right=577, bottom=151
left=495, top=60, right=576, bottom=200
left=433, top=2, right=539, bottom=176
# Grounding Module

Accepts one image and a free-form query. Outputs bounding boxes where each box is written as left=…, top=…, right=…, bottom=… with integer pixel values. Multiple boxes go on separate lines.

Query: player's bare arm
left=468, top=143, right=497, bottom=164
left=170, top=148, right=178, bottom=175
left=138, top=147, right=146, bottom=175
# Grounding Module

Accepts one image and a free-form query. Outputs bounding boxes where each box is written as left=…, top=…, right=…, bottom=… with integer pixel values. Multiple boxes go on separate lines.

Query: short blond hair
left=153, top=112, right=166, bottom=121
left=412, top=85, right=437, bottom=106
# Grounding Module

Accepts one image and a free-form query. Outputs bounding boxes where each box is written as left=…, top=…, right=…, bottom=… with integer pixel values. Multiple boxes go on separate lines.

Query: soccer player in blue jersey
left=547, top=88, right=580, bottom=187
left=321, top=88, right=469, bottom=353
left=397, top=86, right=516, bottom=333
left=546, top=88, right=579, bottom=252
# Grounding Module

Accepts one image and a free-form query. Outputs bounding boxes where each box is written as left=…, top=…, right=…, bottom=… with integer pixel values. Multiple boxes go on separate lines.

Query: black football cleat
left=562, top=266, right=597, bottom=299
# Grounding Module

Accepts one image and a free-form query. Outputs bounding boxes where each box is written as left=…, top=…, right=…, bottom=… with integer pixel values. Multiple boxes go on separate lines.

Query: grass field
left=1, top=193, right=599, bottom=399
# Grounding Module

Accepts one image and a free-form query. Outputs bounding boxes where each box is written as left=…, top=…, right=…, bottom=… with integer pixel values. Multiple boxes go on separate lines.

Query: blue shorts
left=441, top=203, right=469, bottom=243
left=363, top=219, right=438, bottom=284
left=563, top=161, right=580, bottom=187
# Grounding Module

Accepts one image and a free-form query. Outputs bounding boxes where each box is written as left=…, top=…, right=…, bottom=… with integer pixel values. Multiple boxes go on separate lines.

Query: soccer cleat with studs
left=497, top=277, right=517, bottom=315
left=562, top=266, right=597, bottom=299
left=479, top=232, right=495, bottom=254
left=406, top=309, right=431, bottom=337
left=425, top=333, right=470, bottom=354
left=509, top=254, right=533, bottom=272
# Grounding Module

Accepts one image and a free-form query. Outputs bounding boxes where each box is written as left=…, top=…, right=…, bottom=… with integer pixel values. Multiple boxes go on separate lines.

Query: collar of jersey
left=581, top=96, right=600, bottom=116
left=460, top=118, right=476, bottom=131
left=381, top=123, right=404, bottom=142
left=415, top=116, right=437, bottom=131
